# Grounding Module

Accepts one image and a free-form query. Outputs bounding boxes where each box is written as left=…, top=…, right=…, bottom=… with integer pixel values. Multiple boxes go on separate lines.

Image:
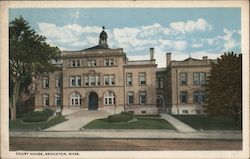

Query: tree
left=204, top=52, right=242, bottom=123
left=9, top=16, right=60, bottom=120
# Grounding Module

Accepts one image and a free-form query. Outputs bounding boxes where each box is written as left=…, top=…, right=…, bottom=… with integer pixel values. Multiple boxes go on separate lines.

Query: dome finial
left=102, top=26, right=105, bottom=30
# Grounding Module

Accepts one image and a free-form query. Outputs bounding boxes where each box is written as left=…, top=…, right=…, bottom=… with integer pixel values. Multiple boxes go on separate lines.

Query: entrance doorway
left=156, top=95, right=164, bottom=107
left=88, top=92, right=98, bottom=110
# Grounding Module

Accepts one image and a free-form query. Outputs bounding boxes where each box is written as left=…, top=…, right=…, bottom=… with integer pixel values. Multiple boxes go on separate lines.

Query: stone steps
left=68, top=110, right=111, bottom=117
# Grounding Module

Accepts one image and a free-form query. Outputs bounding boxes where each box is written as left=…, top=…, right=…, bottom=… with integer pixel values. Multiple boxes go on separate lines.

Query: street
left=10, top=137, right=242, bottom=151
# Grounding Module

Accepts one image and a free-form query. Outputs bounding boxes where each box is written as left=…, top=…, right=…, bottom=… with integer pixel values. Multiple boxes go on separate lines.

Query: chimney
left=203, top=56, right=208, bottom=60
left=150, top=48, right=154, bottom=60
left=166, top=52, right=171, bottom=66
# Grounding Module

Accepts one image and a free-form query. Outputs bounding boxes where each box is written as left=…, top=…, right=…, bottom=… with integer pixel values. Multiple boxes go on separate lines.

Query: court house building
left=34, top=27, right=158, bottom=114
left=34, top=27, right=215, bottom=115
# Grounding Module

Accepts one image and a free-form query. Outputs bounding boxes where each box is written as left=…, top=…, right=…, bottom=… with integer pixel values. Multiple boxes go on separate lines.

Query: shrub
left=23, top=116, right=48, bottom=122
left=22, top=111, right=45, bottom=118
left=121, top=111, right=134, bottom=118
left=21, top=109, right=54, bottom=119
left=107, top=113, right=133, bottom=122
left=43, top=108, right=54, bottom=117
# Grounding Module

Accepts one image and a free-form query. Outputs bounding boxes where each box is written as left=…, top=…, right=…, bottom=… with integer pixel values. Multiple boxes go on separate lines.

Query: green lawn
left=83, top=117, right=175, bottom=130
left=9, top=116, right=67, bottom=130
left=173, top=115, right=241, bottom=130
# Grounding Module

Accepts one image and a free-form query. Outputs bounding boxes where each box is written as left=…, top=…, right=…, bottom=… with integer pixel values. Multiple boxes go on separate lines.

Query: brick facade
left=34, top=28, right=158, bottom=114
left=34, top=27, right=216, bottom=115
left=156, top=54, right=216, bottom=115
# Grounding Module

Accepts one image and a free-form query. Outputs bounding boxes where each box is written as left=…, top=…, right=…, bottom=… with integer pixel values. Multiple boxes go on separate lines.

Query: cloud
left=170, top=18, right=212, bottom=33
left=36, top=18, right=240, bottom=67
left=69, top=11, right=80, bottom=23
left=192, top=43, right=203, bottom=48
left=221, top=28, right=239, bottom=51
left=38, top=22, right=102, bottom=49
left=38, top=18, right=211, bottom=53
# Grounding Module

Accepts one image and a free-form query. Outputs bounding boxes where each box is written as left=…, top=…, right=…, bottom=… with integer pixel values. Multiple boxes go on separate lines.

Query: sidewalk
left=44, top=110, right=110, bottom=131
left=160, top=113, right=198, bottom=132
left=10, top=130, right=242, bottom=140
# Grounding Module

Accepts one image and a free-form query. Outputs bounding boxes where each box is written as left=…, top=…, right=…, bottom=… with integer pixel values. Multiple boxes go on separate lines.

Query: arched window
left=70, top=92, right=81, bottom=106
left=104, top=91, right=115, bottom=105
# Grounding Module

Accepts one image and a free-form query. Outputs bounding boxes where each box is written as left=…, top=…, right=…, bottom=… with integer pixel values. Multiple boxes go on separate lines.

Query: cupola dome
left=99, top=26, right=108, bottom=48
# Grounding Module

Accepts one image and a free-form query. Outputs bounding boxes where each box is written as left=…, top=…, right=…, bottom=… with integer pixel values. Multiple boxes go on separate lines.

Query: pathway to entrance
left=160, top=113, right=198, bottom=132
left=44, top=110, right=110, bottom=131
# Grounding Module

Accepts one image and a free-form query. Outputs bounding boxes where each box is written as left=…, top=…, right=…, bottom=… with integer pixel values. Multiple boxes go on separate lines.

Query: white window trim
left=43, top=94, right=49, bottom=106
left=104, top=59, right=114, bottom=66
left=126, top=73, right=132, bottom=86
left=55, top=76, right=60, bottom=88
left=55, top=94, right=61, bottom=106
left=104, top=75, right=115, bottom=86
left=127, top=92, right=134, bottom=105
left=104, top=91, right=116, bottom=105
left=87, top=59, right=97, bottom=67
left=139, top=91, right=146, bottom=104
left=70, top=76, right=81, bottom=87
left=139, top=72, right=146, bottom=85
left=70, top=92, right=81, bottom=106
left=71, top=60, right=80, bottom=67
left=42, top=76, right=49, bottom=88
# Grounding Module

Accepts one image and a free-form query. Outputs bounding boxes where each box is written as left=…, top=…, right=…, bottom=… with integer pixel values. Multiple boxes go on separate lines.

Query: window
left=71, top=60, right=80, bottom=67
left=70, top=92, right=81, bottom=106
left=193, top=72, right=206, bottom=85
left=85, top=76, right=89, bottom=86
left=180, top=91, right=188, bottom=104
left=43, top=76, right=49, bottom=88
left=180, top=73, right=187, bottom=85
left=104, top=75, right=115, bottom=86
left=139, top=72, right=146, bottom=85
left=104, top=91, right=115, bottom=105
left=87, top=59, right=97, bottom=67
left=126, top=73, right=132, bottom=86
left=200, top=73, right=206, bottom=85
left=193, top=91, right=205, bottom=104
left=84, top=75, right=100, bottom=86
left=110, top=75, right=115, bottom=85
left=104, top=59, right=114, bottom=66
left=43, top=94, right=49, bottom=106
left=104, top=75, right=109, bottom=85
left=156, top=78, right=164, bottom=88
left=55, top=94, right=61, bottom=106
left=140, top=91, right=146, bottom=104
left=160, top=78, right=164, bottom=88
left=96, top=75, right=100, bottom=85
left=128, top=92, right=134, bottom=105
left=70, top=76, right=81, bottom=87
left=89, top=76, right=95, bottom=86
left=55, top=76, right=60, bottom=88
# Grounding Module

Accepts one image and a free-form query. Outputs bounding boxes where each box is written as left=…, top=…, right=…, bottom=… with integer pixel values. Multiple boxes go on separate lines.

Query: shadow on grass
left=84, top=117, right=176, bottom=130
left=9, top=116, right=67, bottom=130
left=172, top=115, right=241, bottom=130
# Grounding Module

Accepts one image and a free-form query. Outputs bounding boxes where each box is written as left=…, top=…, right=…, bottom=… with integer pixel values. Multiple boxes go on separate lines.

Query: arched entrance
left=88, top=92, right=98, bottom=110
left=156, top=95, right=164, bottom=107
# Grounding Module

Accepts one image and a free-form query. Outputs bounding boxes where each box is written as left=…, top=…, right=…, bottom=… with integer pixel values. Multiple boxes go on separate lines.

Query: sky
left=9, top=8, right=241, bottom=67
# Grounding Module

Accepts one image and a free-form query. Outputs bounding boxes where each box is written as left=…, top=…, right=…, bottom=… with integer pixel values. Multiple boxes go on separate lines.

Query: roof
left=183, top=57, right=202, bottom=62
left=82, top=45, right=111, bottom=51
